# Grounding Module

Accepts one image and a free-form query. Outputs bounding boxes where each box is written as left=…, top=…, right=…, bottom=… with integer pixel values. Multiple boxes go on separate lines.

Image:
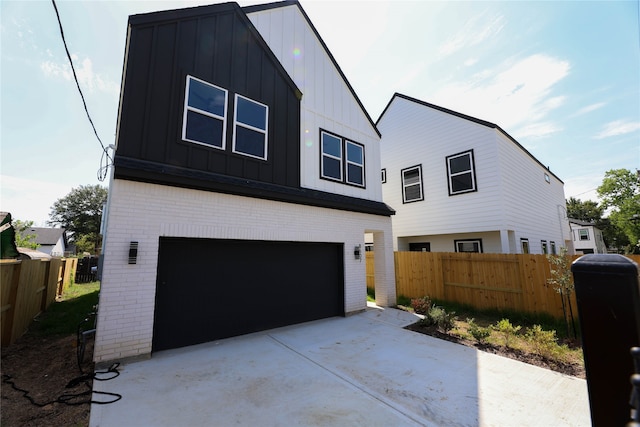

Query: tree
left=48, top=185, right=108, bottom=254
left=597, top=169, right=640, bottom=253
left=13, top=219, right=39, bottom=249
left=566, top=197, right=604, bottom=223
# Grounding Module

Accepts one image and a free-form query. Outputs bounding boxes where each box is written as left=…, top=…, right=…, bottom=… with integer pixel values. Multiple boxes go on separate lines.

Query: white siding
left=247, top=6, right=383, bottom=202
left=95, top=180, right=394, bottom=363
left=379, top=95, right=570, bottom=254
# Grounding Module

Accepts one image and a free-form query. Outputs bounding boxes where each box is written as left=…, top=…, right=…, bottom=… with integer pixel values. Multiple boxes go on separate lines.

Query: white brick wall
left=95, top=179, right=395, bottom=362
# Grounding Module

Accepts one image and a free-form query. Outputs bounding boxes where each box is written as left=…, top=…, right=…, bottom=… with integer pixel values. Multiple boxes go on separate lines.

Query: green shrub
left=425, top=305, right=457, bottom=333
left=526, top=324, right=559, bottom=359
left=467, top=318, right=491, bottom=344
left=493, top=318, right=521, bottom=348
left=410, top=296, right=432, bottom=315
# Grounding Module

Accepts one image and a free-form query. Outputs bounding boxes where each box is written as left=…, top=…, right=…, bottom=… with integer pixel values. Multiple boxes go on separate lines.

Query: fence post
left=572, top=254, right=640, bottom=426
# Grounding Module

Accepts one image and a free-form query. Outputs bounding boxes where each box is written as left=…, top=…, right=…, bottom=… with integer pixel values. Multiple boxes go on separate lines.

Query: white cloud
left=594, top=120, right=640, bottom=139
left=439, top=12, right=504, bottom=56
left=40, top=56, right=119, bottom=96
left=515, top=122, right=563, bottom=139
left=571, top=102, right=606, bottom=117
left=430, top=54, right=570, bottom=133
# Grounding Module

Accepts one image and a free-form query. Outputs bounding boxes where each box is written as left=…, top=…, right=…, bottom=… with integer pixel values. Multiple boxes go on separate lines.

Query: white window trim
left=447, top=150, right=477, bottom=195
left=455, top=239, right=483, bottom=253
left=182, top=75, right=228, bottom=150
left=345, top=140, right=365, bottom=187
left=578, top=228, right=590, bottom=241
left=232, top=93, right=269, bottom=160
left=402, top=165, right=424, bottom=203
left=520, top=238, right=530, bottom=254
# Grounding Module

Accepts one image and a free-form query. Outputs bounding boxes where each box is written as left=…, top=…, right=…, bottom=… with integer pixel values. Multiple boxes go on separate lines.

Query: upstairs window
left=233, top=94, right=268, bottom=160
left=446, top=150, right=477, bottom=195
left=402, top=165, right=423, bottom=203
left=320, top=130, right=365, bottom=187
left=182, top=75, right=228, bottom=149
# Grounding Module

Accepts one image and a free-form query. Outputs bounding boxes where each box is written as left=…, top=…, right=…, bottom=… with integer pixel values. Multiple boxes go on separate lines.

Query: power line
left=51, top=0, right=113, bottom=181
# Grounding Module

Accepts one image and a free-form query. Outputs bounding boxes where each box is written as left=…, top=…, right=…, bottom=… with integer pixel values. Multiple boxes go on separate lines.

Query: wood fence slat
left=376, top=252, right=640, bottom=320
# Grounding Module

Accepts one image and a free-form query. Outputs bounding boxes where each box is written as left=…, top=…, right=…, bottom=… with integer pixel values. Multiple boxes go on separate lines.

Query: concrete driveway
left=90, top=305, right=590, bottom=426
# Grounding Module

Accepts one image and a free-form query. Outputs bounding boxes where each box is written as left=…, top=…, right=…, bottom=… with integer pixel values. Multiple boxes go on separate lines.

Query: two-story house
left=569, top=218, right=607, bottom=254
left=377, top=93, right=571, bottom=254
left=95, top=1, right=396, bottom=363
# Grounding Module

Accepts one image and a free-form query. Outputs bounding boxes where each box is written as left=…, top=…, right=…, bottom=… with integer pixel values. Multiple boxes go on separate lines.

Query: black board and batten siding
left=115, top=3, right=301, bottom=191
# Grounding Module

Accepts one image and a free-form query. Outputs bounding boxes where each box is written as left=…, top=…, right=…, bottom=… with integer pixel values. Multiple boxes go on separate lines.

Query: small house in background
left=18, top=227, right=68, bottom=257
left=96, top=1, right=396, bottom=363
left=569, top=218, right=607, bottom=254
left=377, top=93, right=571, bottom=254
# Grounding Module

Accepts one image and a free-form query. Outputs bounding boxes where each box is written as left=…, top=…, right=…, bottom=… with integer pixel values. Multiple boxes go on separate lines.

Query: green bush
left=526, top=324, right=559, bottom=359
left=410, top=296, right=432, bottom=315
left=423, top=305, right=457, bottom=333
left=467, top=318, right=491, bottom=344
left=493, top=318, right=521, bottom=348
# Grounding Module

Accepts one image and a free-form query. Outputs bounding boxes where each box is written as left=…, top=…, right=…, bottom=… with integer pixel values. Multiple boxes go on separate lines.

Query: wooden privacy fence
left=0, top=257, right=77, bottom=347
left=367, top=252, right=640, bottom=320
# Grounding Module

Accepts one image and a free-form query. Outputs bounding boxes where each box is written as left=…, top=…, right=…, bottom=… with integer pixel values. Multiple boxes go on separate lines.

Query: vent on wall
left=128, top=241, right=139, bottom=264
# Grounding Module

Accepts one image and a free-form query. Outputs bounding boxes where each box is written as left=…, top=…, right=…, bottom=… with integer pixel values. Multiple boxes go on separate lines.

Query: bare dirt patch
left=1, top=333, right=94, bottom=427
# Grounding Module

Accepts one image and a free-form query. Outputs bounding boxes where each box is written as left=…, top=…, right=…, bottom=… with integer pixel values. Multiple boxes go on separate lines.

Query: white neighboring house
left=569, top=219, right=607, bottom=254
left=20, top=227, right=67, bottom=257
left=96, top=1, right=395, bottom=363
left=377, top=93, right=571, bottom=254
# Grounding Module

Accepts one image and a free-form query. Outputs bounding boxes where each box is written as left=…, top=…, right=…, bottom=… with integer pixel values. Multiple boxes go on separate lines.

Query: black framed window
left=541, top=240, right=548, bottom=254
left=401, top=165, right=423, bottom=203
left=381, top=168, right=387, bottom=183
left=455, top=239, right=483, bottom=253
left=446, top=150, right=477, bottom=195
left=233, top=94, right=268, bottom=160
left=182, top=75, right=228, bottom=149
left=320, top=130, right=365, bottom=187
left=550, top=241, right=557, bottom=255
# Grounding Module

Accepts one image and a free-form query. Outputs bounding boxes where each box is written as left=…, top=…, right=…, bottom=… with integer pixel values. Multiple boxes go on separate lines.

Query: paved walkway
left=90, top=305, right=590, bottom=426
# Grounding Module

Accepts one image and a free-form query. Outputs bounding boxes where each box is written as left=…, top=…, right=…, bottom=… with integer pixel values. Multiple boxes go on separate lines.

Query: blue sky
left=2, top=0, right=639, bottom=225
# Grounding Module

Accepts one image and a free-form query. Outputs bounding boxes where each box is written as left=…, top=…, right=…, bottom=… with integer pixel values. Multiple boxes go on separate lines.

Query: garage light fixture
left=354, top=244, right=362, bottom=261
left=128, top=241, right=138, bottom=264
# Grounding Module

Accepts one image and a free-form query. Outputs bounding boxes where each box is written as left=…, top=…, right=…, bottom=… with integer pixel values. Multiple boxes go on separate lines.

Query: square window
left=401, top=165, right=423, bottom=203
left=455, top=239, right=483, bottom=253
left=182, top=75, right=228, bottom=149
left=446, top=150, right=477, bottom=195
left=233, top=94, right=268, bottom=160
left=320, top=130, right=366, bottom=187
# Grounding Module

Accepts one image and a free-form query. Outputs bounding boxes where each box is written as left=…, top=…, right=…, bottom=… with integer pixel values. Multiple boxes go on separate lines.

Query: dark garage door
left=153, top=237, right=344, bottom=352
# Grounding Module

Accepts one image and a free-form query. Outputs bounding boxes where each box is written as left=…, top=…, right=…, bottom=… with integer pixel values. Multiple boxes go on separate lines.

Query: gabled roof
left=568, top=218, right=599, bottom=227
left=378, top=93, right=563, bottom=184
left=243, top=1, right=381, bottom=138
left=21, top=227, right=67, bottom=245
left=128, top=1, right=301, bottom=101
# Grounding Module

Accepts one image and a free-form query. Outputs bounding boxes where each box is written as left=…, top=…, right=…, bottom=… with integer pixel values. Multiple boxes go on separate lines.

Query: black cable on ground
left=3, top=363, right=122, bottom=406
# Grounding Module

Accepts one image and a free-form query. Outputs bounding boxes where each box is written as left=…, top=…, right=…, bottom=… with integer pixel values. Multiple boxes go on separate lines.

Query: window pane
left=403, top=168, right=420, bottom=185
left=236, top=97, right=266, bottom=130
left=322, top=133, right=342, bottom=157
left=404, top=184, right=421, bottom=201
left=449, top=154, right=471, bottom=174
left=451, top=172, right=473, bottom=193
left=235, top=126, right=265, bottom=158
left=323, top=156, right=341, bottom=179
left=347, top=164, right=363, bottom=185
left=188, top=79, right=226, bottom=117
left=346, top=142, right=363, bottom=164
left=458, top=241, right=480, bottom=252
left=185, top=110, right=223, bottom=147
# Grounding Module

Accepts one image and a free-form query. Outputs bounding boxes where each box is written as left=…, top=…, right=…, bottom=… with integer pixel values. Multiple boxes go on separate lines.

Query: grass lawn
left=30, top=281, right=100, bottom=336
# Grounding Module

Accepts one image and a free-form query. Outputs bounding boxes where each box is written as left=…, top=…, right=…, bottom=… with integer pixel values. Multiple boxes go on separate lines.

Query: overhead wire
left=51, top=0, right=113, bottom=182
